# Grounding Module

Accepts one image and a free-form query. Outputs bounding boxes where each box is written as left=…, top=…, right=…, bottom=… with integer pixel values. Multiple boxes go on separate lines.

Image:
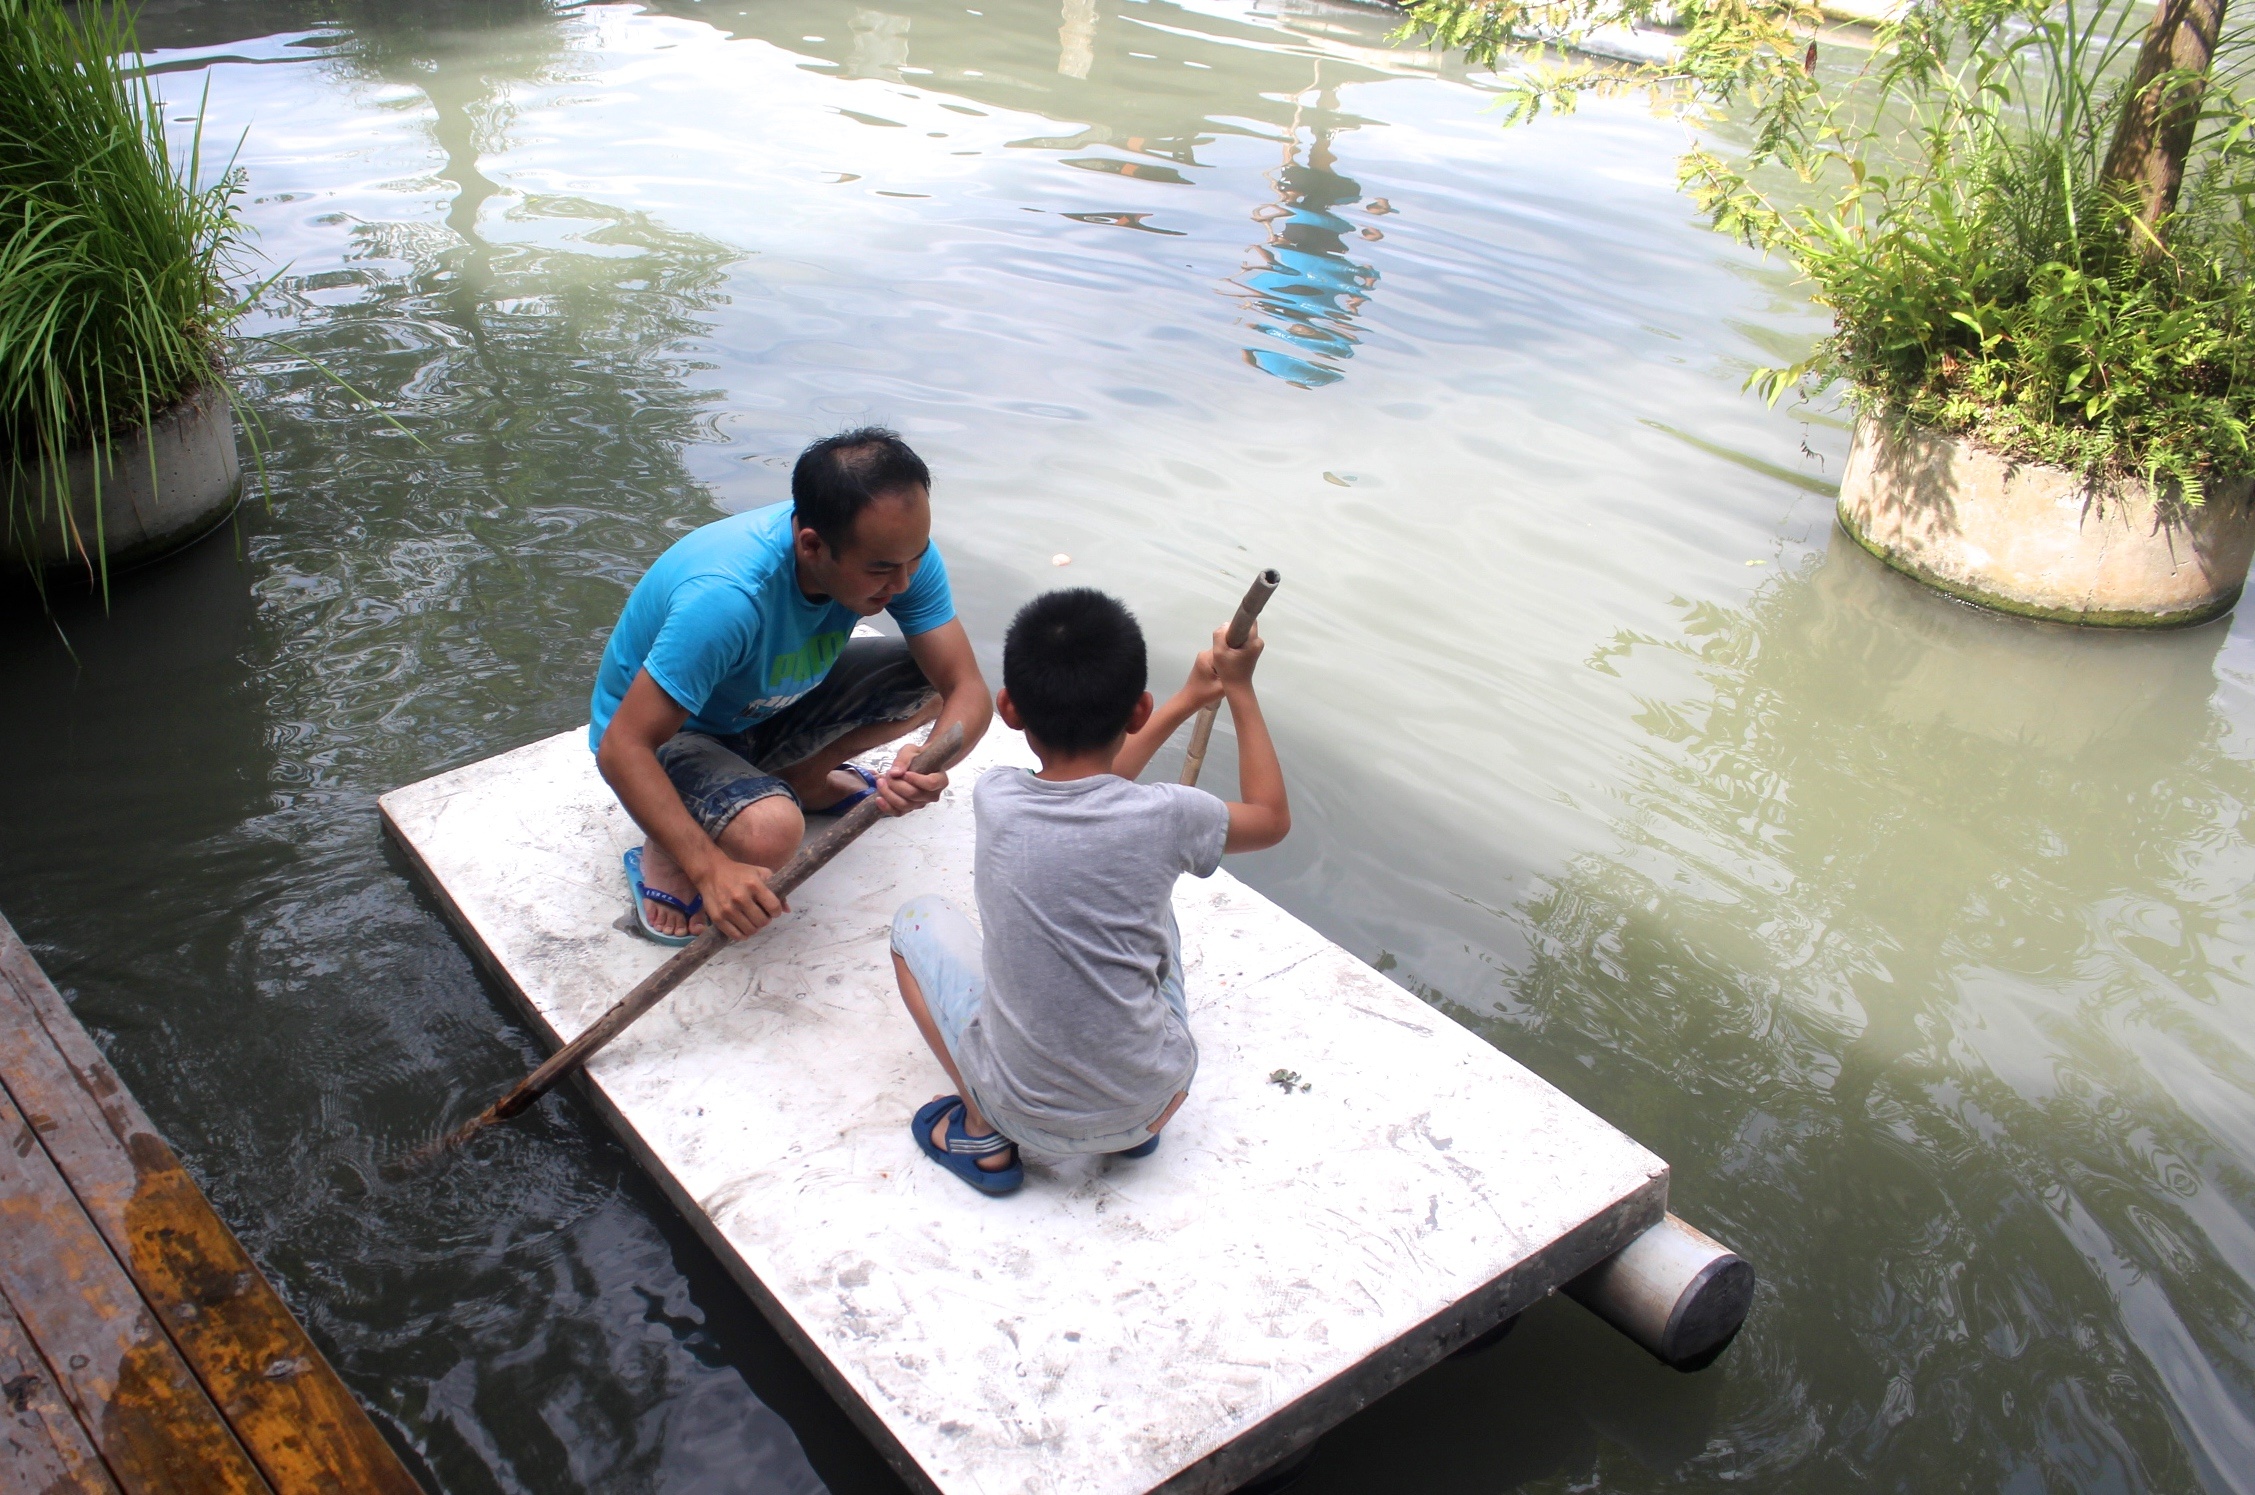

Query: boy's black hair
left=791, top=427, right=931, bottom=554
left=1003, top=589, right=1149, bottom=753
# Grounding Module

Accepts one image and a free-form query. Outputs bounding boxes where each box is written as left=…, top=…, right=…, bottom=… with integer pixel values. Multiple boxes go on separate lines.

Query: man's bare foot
left=930, top=1095, right=1016, bottom=1172
left=637, top=839, right=706, bottom=937
left=796, top=765, right=877, bottom=812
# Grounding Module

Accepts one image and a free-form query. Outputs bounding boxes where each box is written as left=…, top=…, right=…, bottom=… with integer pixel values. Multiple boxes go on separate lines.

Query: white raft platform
left=380, top=726, right=1670, bottom=1495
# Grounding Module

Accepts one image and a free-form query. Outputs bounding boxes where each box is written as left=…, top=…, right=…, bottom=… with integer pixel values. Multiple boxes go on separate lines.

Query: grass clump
left=0, top=0, right=246, bottom=577
left=1397, top=0, right=2255, bottom=502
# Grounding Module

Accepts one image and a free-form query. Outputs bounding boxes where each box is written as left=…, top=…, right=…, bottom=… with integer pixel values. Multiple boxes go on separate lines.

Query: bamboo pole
left=410, top=723, right=966, bottom=1164
left=1179, top=569, right=1281, bottom=787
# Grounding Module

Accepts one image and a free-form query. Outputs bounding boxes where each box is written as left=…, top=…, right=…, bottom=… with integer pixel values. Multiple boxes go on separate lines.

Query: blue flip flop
left=624, top=847, right=702, bottom=947
left=1114, top=1133, right=1161, bottom=1160
left=808, top=762, right=880, bottom=817
left=913, top=1096, right=1023, bottom=1195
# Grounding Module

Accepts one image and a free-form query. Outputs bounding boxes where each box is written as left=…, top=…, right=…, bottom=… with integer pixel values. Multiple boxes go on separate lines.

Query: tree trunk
left=2100, top=0, right=2227, bottom=258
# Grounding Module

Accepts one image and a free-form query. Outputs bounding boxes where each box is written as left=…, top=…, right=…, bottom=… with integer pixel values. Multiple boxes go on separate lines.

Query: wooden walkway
left=0, top=913, right=422, bottom=1495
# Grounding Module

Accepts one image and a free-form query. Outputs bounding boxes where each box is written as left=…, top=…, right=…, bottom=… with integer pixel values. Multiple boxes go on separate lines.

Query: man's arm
left=877, top=619, right=994, bottom=815
left=596, top=669, right=786, bottom=939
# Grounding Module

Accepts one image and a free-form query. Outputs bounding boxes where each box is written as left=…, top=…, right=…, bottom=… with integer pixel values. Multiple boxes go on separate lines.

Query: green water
left=2, top=1, right=2251, bottom=1489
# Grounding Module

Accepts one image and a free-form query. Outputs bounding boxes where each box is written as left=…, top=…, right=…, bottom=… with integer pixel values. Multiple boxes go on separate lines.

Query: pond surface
left=3, top=0, right=2253, bottom=1490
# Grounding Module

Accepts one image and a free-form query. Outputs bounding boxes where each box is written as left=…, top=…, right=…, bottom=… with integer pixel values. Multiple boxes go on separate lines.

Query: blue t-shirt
left=588, top=502, right=955, bottom=749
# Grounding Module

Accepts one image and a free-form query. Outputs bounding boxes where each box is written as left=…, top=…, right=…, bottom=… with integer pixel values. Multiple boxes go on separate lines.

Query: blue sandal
left=624, top=847, right=702, bottom=948
left=1115, top=1134, right=1161, bottom=1159
left=913, top=1096, right=1023, bottom=1195
left=808, top=763, right=880, bottom=817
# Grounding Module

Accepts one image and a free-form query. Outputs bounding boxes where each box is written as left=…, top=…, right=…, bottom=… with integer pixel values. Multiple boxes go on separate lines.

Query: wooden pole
left=412, top=722, right=966, bottom=1164
left=1180, top=569, right=1281, bottom=787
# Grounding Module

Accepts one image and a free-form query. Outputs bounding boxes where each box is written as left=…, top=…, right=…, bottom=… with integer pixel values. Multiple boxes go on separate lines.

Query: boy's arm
left=1117, top=626, right=1290, bottom=851
left=1113, top=647, right=1224, bottom=781
left=1216, top=636, right=1289, bottom=853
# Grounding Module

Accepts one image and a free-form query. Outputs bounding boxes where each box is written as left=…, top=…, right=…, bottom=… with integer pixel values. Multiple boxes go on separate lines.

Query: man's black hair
left=1003, top=589, right=1149, bottom=753
left=791, top=427, right=931, bottom=554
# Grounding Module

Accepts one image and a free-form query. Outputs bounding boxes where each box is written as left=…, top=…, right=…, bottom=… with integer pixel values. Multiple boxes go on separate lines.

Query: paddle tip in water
left=387, top=1098, right=516, bottom=1176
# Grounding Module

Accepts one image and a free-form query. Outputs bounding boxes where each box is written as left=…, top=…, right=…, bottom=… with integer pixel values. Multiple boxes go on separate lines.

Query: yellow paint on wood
left=0, top=1088, right=270, bottom=1493
left=0, top=917, right=420, bottom=1494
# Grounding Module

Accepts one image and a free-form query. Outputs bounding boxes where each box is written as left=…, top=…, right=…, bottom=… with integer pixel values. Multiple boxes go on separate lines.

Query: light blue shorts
left=889, top=894, right=1189, bottom=1155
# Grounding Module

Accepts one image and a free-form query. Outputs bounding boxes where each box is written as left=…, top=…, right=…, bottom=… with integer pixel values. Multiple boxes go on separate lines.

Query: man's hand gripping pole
left=409, top=722, right=967, bottom=1167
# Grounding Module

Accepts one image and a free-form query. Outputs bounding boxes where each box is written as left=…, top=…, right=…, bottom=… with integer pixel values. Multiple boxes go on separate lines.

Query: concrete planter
left=1837, top=414, right=2255, bottom=627
left=3, top=383, right=242, bottom=577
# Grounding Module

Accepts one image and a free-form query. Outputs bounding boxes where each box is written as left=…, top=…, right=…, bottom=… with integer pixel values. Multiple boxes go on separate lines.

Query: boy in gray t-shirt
left=888, top=588, right=1291, bottom=1194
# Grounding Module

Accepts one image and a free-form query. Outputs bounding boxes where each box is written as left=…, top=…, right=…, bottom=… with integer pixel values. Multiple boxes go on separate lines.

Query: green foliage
left=0, top=0, right=246, bottom=578
left=1711, top=135, right=2255, bottom=498
left=1396, top=0, right=2255, bottom=495
left=1394, top=0, right=1826, bottom=147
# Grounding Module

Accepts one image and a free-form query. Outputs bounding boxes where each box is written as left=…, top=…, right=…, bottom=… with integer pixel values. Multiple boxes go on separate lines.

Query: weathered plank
left=0, top=1084, right=268, bottom=1494
left=0, top=1288, right=119, bottom=1495
left=0, top=918, right=420, bottom=1495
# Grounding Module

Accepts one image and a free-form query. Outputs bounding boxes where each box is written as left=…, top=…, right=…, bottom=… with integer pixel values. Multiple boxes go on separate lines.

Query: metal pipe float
left=1564, top=1213, right=1754, bottom=1370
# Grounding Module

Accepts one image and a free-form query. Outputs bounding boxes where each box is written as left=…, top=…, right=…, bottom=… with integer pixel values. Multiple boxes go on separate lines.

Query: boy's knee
left=893, top=897, right=981, bottom=970
left=891, top=894, right=945, bottom=951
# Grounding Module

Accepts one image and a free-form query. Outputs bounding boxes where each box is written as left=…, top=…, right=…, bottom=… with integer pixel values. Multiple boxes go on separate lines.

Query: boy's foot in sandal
left=913, top=1095, right=1022, bottom=1195
left=804, top=763, right=880, bottom=817
left=625, top=843, right=705, bottom=944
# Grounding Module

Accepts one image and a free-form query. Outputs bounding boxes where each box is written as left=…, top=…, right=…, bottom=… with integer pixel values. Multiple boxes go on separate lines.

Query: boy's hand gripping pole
left=408, top=723, right=967, bottom=1167
left=1180, top=569, right=1281, bottom=787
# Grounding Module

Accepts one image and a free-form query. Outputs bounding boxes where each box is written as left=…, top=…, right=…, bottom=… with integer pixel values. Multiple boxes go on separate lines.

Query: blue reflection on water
left=1233, top=100, right=1377, bottom=389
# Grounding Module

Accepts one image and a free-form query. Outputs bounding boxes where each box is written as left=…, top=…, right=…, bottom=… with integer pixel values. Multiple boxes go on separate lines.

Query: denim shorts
left=657, top=634, right=936, bottom=839
left=889, top=894, right=1190, bottom=1156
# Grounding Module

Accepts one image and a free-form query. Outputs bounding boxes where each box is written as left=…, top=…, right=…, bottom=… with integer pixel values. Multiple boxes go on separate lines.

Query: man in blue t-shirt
left=591, top=428, right=993, bottom=944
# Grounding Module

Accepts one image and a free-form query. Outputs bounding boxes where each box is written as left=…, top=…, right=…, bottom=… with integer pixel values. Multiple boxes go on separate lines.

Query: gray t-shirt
left=956, top=768, right=1231, bottom=1142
